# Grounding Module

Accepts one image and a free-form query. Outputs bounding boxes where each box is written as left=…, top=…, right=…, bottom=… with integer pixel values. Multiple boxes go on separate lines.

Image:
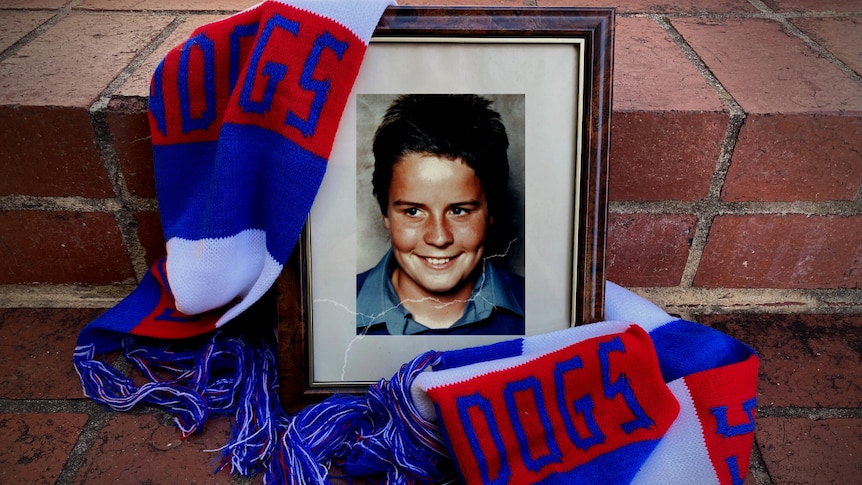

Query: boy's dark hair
left=371, top=94, right=510, bottom=219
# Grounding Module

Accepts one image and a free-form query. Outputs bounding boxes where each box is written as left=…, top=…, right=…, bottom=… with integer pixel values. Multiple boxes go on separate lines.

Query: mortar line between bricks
left=749, top=438, right=775, bottom=485
left=649, top=15, right=749, bottom=289
left=0, top=284, right=132, bottom=308
left=775, top=16, right=862, bottom=85
left=87, top=16, right=188, bottom=282
left=89, top=14, right=187, bottom=114
left=0, top=195, right=157, bottom=213
left=0, top=396, right=112, bottom=484
left=627, top=286, right=862, bottom=315
left=680, top=113, right=747, bottom=288
left=616, top=11, right=862, bottom=20
left=89, top=110, right=151, bottom=281
left=0, top=0, right=80, bottom=63
left=756, top=406, right=862, bottom=419
left=0, top=195, right=119, bottom=212
left=0, top=398, right=101, bottom=414
left=609, top=200, right=862, bottom=217
left=55, top=409, right=113, bottom=485
left=745, top=0, right=862, bottom=84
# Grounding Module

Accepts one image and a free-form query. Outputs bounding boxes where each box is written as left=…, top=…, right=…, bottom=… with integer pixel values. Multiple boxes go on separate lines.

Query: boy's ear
left=382, top=213, right=391, bottom=230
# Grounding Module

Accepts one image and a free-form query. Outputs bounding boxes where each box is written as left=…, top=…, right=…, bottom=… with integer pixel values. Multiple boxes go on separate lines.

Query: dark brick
left=724, top=114, right=862, bottom=202
left=0, top=308, right=107, bottom=399
left=73, top=413, right=236, bottom=484
left=0, top=413, right=89, bottom=484
left=607, top=213, right=697, bottom=286
left=756, top=417, right=862, bottom=484
left=695, top=215, right=862, bottom=289
left=134, top=211, right=166, bottom=268
left=610, top=111, right=726, bottom=201
left=702, top=313, right=862, bottom=408
left=107, top=99, right=155, bottom=198
left=0, top=211, right=135, bottom=285
left=0, top=106, right=111, bottom=197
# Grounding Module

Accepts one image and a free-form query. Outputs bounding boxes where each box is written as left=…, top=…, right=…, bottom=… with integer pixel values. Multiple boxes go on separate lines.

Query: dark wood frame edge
left=277, top=6, right=613, bottom=409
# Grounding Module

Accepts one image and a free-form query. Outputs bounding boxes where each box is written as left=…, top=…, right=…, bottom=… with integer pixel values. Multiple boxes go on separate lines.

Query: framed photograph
left=278, top=6, right=613, bottom=404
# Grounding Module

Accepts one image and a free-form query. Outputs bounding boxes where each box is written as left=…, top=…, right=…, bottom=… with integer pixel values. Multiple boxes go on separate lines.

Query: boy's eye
left=451, top=207, right=469, bottom=216
left=404, top=207, right=421, bottom=217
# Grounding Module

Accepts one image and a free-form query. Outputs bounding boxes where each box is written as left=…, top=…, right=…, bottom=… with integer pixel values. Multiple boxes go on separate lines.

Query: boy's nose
left=424, top=215, right=454, bottom=247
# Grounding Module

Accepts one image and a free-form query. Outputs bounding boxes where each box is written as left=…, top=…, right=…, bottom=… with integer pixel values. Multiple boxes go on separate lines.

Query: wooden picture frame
left=278, top=6, right=613, bottom=407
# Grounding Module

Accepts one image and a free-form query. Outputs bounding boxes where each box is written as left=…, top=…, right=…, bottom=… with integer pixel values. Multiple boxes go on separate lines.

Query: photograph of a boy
left=356, top=94, right=525, bottom=336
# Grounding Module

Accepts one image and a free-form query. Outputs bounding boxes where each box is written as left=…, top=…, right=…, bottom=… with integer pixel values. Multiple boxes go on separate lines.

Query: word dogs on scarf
left=73, top=0, right=393, bottom=480
left=150, top=0, right=389, bottom=326
left=74, top=0, right=392, bottom=349
left=404, top=281, right=758, bottom=485
left=271, top=282, right=758, bottom=484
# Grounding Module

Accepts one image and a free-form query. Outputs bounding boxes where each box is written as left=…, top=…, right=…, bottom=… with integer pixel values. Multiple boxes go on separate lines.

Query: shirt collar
left=356, top=250, right=524, bottom=335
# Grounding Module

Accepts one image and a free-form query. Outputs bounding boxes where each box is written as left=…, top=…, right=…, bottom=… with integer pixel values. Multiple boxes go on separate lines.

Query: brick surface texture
left=0, top=0, right=859, bottom=484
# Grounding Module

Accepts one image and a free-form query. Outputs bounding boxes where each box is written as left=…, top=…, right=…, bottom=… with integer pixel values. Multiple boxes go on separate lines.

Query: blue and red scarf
left=73, top=2, right=757, bottom=482
left=73, top=0, right=393, bottom=480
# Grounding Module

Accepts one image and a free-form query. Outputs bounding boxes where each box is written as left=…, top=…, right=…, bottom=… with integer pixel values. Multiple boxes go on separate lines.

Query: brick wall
left=0, top=0, right=860, bottom=320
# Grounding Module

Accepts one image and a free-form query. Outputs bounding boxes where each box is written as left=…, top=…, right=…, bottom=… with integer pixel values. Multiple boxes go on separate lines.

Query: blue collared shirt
left=356, top=250, right=525, bottom=335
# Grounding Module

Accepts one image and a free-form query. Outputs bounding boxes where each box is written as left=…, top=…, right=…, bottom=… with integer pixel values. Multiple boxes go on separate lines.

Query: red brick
left=613, top=17, right=724, bottom=112
left=76, top=0, right=256, bottom=10
left=0, top=12, right=172, bottom=108
left=0, top=308, right=106, bottom=399
left=673, top=17, right=862, bottom=114
left=0, top=413, right=89, bottom=484
left=107, top=99, right=155, bottom=198
left=608, top=17, right=727, bottom=201
left=791, top=16, right=862, bottom=77
left=0, top=11, right=54, bottom=52
left=695, top=215, right=862, bottom=289
left=701, top=313, right=862, bottom=408
left=536, top=0, right=756, bottom=13
left=115, top=15, right=226, bottom=98
left=0, top=0, right=67, bottom=8
left=0, top=106, right=112, bottom=197
left=610, top=111, right=726, bottom=201
left=0, top=211, right=135, bottom=285
left=756, top=418, right=862, bottom=484
left=135, top=211, right=166, bottom=267
left=606, top=213, right=697, bottom=286
left=723, top=113, right=862, bottom=202
left=762, top=0, right=862, bottom=12
left=74, top=413, right=235, bottom=484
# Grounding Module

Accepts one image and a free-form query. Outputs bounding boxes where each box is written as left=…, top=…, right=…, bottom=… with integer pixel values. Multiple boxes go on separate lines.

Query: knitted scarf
left=274, top=281, right=758, bottom=484
left=73, top=2, right=758, bottom=482
left=73, top=0, right=393, bottom=480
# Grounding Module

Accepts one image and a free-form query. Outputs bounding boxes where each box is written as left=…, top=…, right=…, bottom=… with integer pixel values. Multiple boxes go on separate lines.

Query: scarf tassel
left=74, top=331, right=454, bottom=483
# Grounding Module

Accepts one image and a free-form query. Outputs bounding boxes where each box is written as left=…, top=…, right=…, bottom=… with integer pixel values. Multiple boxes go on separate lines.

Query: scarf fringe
left=74, top=332, right=453, bottom=483
left=268, top=350, right=451, bottom=485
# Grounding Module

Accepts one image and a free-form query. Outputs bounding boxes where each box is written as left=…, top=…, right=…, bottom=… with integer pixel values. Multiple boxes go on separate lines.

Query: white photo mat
left=307, top=38, right=585, bottom=385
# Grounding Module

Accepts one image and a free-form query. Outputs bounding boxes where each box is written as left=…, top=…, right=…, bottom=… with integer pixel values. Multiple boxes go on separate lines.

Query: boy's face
left=383, top=152, right=491, bottom=299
